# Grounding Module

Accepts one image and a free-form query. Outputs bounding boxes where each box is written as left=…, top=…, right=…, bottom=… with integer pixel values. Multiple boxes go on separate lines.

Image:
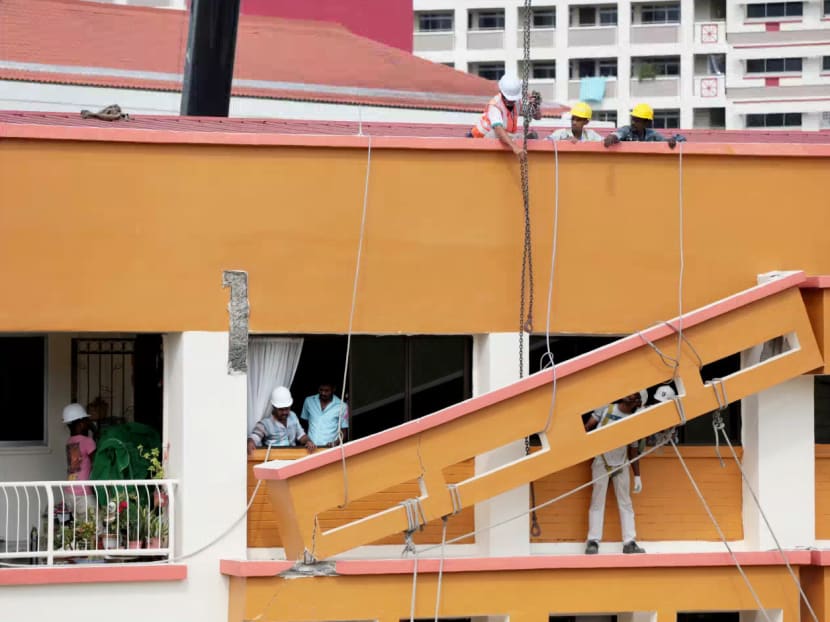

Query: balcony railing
left=694, top=21, right=726, bottom=46
left=516, top=28, right=556, bottom=48
left=630, top=76, right=681, bottom=97
left=467, top=29, right=505, bottom=50
left=0, top=479, right=175, bottom=565
left=567, top=26, right=617, bottom=46
left=630, top=23, right=680, bottom=44
left=413, top=31, right=455, bottom=53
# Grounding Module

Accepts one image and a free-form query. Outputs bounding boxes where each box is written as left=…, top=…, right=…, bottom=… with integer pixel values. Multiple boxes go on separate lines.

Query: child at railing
left=62, top=403, right=97, bottom=518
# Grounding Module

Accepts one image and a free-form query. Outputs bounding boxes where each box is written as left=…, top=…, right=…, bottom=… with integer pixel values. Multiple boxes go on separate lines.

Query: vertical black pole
left=180, top=0, right=242, bottom=116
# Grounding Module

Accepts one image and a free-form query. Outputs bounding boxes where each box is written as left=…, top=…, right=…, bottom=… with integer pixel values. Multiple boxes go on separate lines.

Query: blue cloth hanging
left=579, top=77, right=607, bottom=102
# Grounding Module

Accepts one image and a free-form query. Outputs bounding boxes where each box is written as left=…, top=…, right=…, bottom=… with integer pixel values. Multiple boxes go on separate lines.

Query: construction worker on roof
left=584, top=390, right=648, bottom=555
left=547, top=102, right=602, bottom=143
left=467, top=74, right=542, bottom=158
left=603, top=103, right=685, bottom=149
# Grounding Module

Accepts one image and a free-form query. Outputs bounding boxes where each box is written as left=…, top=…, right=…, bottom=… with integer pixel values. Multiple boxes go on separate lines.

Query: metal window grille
left=71, top=338, right=135, bottom=427
left=417, top=12, right=453, bottom=32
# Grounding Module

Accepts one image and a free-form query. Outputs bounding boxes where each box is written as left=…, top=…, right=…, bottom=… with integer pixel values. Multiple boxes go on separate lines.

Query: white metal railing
left=0, top=479, right=176, bottom=565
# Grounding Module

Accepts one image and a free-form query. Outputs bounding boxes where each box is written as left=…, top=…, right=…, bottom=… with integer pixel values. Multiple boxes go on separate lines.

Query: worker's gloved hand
left=632, top=476, right=643, bottom=494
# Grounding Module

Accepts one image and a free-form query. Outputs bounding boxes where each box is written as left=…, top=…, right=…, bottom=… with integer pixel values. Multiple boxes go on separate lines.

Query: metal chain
left=519, top=0, right=541, bottom=539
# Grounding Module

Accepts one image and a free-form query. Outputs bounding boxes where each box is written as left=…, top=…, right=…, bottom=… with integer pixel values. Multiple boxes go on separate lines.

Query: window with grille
left=594, top=110, right=618, bottom=124
left=571, top=58, right=617, bottom=78
left=825, top=0, right=830, bottom=15
left=532, top=61, right=557, bottom=79
left=574, top=6, right=617, bottom=26
left=746, top=2, right=802, bottom=18
left=639, top=3, right=681, bottom=23
left=532, top=7, right=556, bottom=27
left=653, top=108, right=681, bottom=129
left=634, top=56, right=680, bottom=76
left=746, top=57, right=802, bottom=73
left=823, top=56, right=830, bottom=72
left=746, top=112, right=802, bottom=128
left=470, top=10, right=505, bottom=30
left=0, top=336, right=46, bottom=446
left=417, top=12, right=453, bottom=32
left=472, top=62, right=506, bottom=81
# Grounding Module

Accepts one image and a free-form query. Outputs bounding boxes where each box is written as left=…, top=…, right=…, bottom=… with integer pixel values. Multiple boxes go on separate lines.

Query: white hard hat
left=62, top=403, right=89, bottom=424
left=498, top=74, right=522, bottom=102
left=270, top=386, right=293, bottom=409
left=653, top=385, right=677, bottom=403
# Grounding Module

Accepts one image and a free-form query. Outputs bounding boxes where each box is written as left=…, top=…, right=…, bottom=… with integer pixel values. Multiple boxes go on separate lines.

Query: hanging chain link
left=518, top=0, right=535, bottom=383
left=519, top=0, right=542, bottom=539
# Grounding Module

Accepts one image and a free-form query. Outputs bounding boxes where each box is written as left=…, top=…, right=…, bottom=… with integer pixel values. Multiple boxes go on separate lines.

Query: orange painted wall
left=1, top=138, right=829, bottom=333
left=532, top=446, right=743, bottom=542
left=247, top=449, right=474, bottom=547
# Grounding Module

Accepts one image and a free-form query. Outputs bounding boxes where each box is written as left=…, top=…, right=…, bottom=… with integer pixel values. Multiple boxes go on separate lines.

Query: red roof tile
left=3, top=111, right=830, bottom=144
left=0, top=0, right=567, bottom=114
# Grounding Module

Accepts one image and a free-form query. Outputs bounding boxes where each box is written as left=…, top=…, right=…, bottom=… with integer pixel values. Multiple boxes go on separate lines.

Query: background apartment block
left=413, top=0, right=830, bottom=129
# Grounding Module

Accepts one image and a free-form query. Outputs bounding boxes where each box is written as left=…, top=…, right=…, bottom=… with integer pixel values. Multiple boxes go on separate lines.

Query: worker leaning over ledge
left=603, top=103, right=685, bottom=149
left=547, top=102, right=602, bottom=143
left=467, top=74, right=542, bottom=159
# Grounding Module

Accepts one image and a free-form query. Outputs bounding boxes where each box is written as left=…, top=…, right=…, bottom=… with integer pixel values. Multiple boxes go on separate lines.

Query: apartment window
left=532, top=61, right=557, bottom=79
left=822, top=111, right=830, bottom=128
left=635, top=56, right=680, bottom=76
left=470, top=10, right=505, bottom=30
left=746, top=57, right=802, bottom=73
left=472, top=62, right=506, bottom=80
left=746, top=2, right=803, bottom=18
left=746, top=112, right=802, bottom=127
left=574, top=6, right=618, bottom=26
left=441, top=62, right=455, bottom=69
left=417, top=12, right=453, bottom=32
left=825, top=0, right=830, bottom=15
left=594, top=110, right=618, bottom=124
left=0, top=336, right=46, bottom=446
left=532, top=7, right=556, bottom=27
left=571, top=58, right=618, bottom=78
left=823, top=56, right=830, bottom=71
left=640, top=3, right=681, bottom=23
left=653, top=109, right=680, bottom=129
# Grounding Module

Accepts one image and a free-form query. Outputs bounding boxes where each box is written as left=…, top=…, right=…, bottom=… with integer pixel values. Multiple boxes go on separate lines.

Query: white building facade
left=413, top=0, right=830, bottom=129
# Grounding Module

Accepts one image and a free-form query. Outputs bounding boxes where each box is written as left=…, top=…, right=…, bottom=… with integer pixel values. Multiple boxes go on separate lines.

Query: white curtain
left=247, top=337, right=304, bottom=433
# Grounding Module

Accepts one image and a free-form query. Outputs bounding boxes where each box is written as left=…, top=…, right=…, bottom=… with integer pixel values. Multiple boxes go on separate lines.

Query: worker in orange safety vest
left=467, top=74, right=542, bottom=158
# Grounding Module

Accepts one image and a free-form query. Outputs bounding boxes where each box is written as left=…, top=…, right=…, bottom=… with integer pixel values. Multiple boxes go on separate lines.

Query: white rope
left=669, top=438, right=773, bottom=622
left=335, top=134, right=373, bottom=509
left=710, top=381, right=821, bottom=622
left=407, top=540, right=420, bottom=622
left=539, top=135, right=561, bottom=435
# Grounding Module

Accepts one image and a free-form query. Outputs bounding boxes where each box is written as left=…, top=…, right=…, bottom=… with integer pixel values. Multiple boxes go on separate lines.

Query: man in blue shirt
left=301, top=382, right=349, bottom=448
left=603, top=103, right=684, bottom=149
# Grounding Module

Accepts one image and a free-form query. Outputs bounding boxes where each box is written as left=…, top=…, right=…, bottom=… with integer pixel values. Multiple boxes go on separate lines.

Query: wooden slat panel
left=531, top=447, right=743, bottom=542
left=815, top=445, right=830, bottom=539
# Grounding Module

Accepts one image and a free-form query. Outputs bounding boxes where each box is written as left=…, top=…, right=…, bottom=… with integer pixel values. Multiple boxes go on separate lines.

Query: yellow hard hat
left=631, top=103, right=654, bottom=121
left=570, top=101, right=592, bottom=120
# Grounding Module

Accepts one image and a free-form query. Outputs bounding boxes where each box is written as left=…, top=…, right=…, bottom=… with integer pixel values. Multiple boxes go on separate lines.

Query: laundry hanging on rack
left=579, top=77, right=607, bottom=102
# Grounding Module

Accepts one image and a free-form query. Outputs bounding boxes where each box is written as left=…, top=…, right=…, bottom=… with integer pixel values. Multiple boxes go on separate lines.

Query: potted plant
left=119, top=496, right=145, bottom=549
left=138, top=444, right=168, bottom=508
left=74, top=515, right=98, bottom=551
left=145, top=510, right=169, bottom=549
left=100, top=500, right=121, bottom=550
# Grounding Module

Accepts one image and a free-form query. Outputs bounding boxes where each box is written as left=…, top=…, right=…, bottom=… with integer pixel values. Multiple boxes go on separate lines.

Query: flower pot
left=127, top=540, right=142, bottom=550
left=146, top=537, right=160, bottom=549
left=153, top=490, right=169, bottom=509
left=100, top=534, right=119, bottom=550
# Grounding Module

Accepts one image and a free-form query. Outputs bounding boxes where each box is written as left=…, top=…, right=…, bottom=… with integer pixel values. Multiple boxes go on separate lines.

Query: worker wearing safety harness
left=547, top=102, right=602, bottom=143
left=467, top=74, right=542, bottom=158
left=584, top=391, right=648, bottom=555
left=603, top=103, right=684, bottom=149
